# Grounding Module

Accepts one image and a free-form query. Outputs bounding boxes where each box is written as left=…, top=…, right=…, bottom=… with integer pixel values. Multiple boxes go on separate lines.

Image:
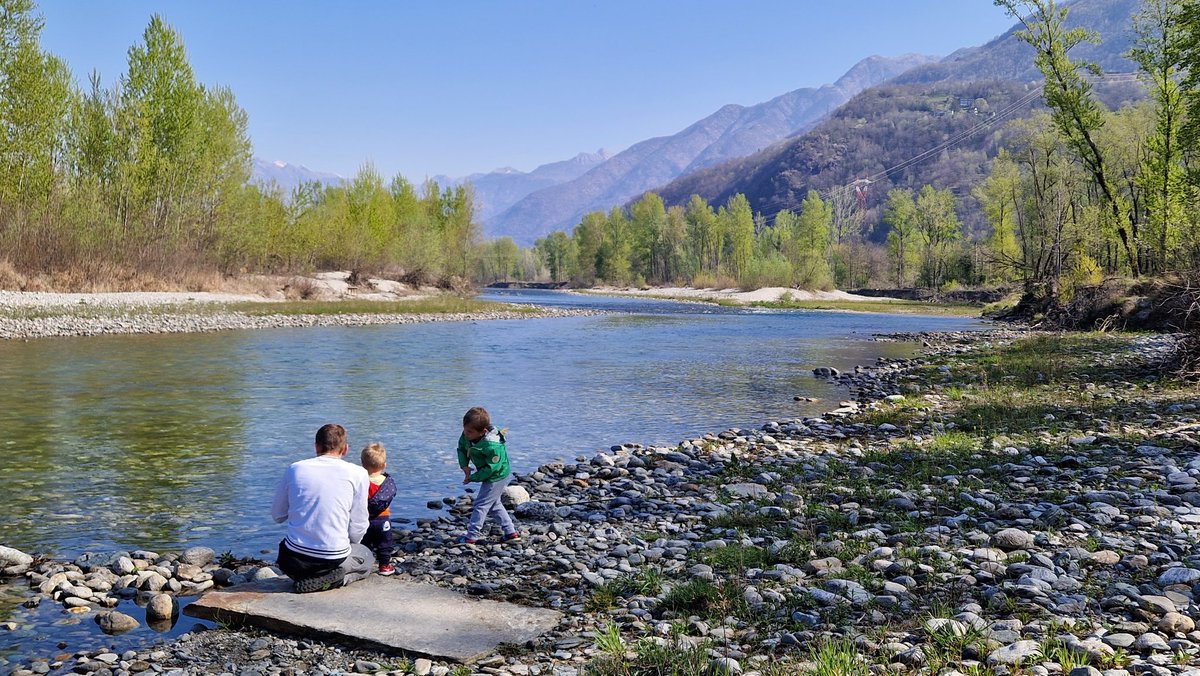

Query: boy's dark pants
left=362, top=516, right=394, bottom=565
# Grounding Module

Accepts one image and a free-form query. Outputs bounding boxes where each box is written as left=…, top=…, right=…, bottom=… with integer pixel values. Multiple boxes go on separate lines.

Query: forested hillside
left=487, top=53, right=938, bottom=244
left=521, top=0, right=1200, bottom=315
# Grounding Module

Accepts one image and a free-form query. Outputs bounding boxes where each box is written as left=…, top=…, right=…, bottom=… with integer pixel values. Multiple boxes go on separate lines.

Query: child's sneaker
left=454, top=535, right=478, bottom=545
left=377, top=563, right=396, bottom=576
left=294, top=568, right=345, bottom=594
left=502, top=532, right=521, bottom=542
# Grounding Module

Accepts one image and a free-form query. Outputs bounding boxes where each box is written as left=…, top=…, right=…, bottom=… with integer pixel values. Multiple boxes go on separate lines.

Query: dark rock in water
left=426, top=500, right=444, bottom=510
left=812, top=367, right=840, bottom=377
left=74, top=551, right=130, bottom=572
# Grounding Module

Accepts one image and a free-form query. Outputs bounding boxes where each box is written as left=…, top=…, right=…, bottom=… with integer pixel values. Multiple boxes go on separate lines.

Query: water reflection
left=0, top=292, right=984, bottom=557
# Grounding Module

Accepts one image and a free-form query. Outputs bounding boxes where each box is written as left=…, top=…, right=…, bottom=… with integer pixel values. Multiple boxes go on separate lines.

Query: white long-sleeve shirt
left=271, top=454, right=370, bottom=559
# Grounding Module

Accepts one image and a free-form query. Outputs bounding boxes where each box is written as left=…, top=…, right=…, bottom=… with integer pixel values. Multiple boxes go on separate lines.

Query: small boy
left=360, top=442, right=397, bottom=575
left=456, top=406, right=519, bottom=544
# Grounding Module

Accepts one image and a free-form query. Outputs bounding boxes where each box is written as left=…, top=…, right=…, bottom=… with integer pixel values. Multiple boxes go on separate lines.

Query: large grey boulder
left=991, top=528, right=1034, bottom=551
left=1157, top=566, right=1200, bottom=587
left=0, top=545, right=32, bottom=569
left=502, top=485, right=531, bottom=508
left=74, top=551, right=129, bottom=572
left=96, top=611, right=140, bottom=634
left=987, top=640, right=1042, bottom=666
left=514, top=501, right=556, bottom=521
left=146, top=593, right=177, bottom=622
left=179, top=546, right=215, bottom=567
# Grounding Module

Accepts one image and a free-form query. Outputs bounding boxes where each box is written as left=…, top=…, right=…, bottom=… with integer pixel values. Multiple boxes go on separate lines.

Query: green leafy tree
left=597, top=207, right=632, bottom=284
left=973, top=151, right=1022, bottom=282
left=883, top=188, right=920, bottom=287
left=684, top=194, right=718, bottom=276
left=1129, top=0, right=1189, bottom=272
left=914, top=185, right=961, bottom=289
left=0, top=0, right=71, bottom=215
left=535, top=230, right=575, bottom=282
left=995, top=0, right=1141, bottom=277
left=791, top=190, right=833, bottom=288
left=720, top=193, right=754, bottom=280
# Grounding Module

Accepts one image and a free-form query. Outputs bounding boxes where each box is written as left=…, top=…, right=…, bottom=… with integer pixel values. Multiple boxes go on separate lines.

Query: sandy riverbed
left=0, top=271, right=441, bottom=310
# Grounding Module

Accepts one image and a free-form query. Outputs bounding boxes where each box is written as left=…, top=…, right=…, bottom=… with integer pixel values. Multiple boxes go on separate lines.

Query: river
left=0, top=290, right=985, bottom=558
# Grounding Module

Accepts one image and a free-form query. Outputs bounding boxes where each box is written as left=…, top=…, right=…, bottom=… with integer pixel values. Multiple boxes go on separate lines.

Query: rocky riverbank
left=4, top=329, right=1200, bottom=676
left=0, top=291, right=602, bottom=340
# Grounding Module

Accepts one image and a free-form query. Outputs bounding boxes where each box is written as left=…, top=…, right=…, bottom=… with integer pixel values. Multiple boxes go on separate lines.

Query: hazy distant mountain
left=434, top=149, right=613, bottom=225
left=251, top=158, right=345, bottom=193
left=654, top=0, right=1143, bottom=231
left=489, top=53, right=939, bottom=244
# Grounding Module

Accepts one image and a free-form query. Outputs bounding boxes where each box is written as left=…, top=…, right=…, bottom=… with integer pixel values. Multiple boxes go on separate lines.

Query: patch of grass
left=700, top=544, right=774, bottom=573
left=707, top=508, right=778, bottom=531
left=585, top=569, right=667, bottom=611
left=595, top=622, right=626, bottom=657
left=805, top=636, right=870, bottom=676
left=658, top=579, right=723, bottom=616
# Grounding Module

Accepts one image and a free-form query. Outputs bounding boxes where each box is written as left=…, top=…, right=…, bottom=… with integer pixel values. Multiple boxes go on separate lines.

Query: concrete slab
left=183, top=576, right=562, bottom=663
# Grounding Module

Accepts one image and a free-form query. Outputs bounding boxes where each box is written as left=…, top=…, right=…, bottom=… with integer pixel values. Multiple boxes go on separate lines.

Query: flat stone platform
left=183, top=576, right=562, bottom=663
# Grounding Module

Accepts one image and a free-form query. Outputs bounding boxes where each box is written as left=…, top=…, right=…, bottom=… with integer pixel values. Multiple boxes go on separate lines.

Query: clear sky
left=36, top=1, right=1016, bottom=181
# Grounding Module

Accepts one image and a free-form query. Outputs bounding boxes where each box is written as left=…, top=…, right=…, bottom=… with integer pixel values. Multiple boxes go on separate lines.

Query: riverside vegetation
left=3, top=330, right=1200, bottom=675
left=7, top=0, right=1200, bottom=319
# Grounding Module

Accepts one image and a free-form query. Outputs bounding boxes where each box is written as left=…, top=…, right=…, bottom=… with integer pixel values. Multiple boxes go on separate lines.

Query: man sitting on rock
left=271, top=423, right=373, bottom=593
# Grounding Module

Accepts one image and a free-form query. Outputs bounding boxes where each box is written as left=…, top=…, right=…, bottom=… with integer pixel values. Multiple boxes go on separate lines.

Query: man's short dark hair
left=315, top=424, right=347, bottom=455
left=463, top=407, right=490, bottom=432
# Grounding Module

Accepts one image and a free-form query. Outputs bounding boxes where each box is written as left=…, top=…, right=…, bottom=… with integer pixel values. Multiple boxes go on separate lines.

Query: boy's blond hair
left=360, top=442, right=387, bottom=473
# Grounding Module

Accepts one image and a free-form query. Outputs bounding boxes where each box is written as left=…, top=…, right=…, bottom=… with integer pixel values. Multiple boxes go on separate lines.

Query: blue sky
left=37, top=1, right=1016, bottom=181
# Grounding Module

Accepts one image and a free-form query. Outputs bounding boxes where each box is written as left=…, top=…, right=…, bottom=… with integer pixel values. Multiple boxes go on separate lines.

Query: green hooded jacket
left=457, top=426, right=511, bottom=483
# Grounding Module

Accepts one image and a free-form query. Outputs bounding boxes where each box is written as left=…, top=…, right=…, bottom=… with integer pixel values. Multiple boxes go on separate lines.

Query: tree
left=883, top=188, right=920, bottom=287
left=790, top=191, right=833, bottom=289
left=995, top=0, right=1141, bottom=277
left=0, top=0, right=70, bottom=214
left=535, top=230, right=575, bottom=282
left=684, top=194, right=718, bottom=276
left=597, top=207, right=632, bottom=284
left=1130, top=0, right=1189, bottom=272
left=720, top=193, right=754, bottom=280
left=119, top=15, right=206, bottom=246
left=973, top=151, right=1022, bottom=282
left=1178, top=0, right=1200, bottom=154
left=914, top=185, right=961, bottom=289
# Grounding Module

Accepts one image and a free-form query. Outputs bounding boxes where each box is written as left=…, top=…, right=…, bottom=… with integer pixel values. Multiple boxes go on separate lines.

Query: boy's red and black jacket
left=367, top=472, right=396, bottom=519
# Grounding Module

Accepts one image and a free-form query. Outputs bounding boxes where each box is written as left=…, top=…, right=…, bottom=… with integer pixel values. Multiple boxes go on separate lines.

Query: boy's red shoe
left=454, top=535, right=478, bottom=544
left=503, top=532, right=521, bottom=542
left=378, top=563, right=396, bottom=576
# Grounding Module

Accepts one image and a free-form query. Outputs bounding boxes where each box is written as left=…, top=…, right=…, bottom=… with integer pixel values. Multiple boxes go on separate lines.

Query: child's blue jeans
left=466, top=474, right=516, bottom=539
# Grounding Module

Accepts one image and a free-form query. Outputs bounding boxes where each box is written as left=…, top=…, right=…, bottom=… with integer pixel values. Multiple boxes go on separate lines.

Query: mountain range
left=251, top=158, right=344, bottom=193
left=487, top=53, right=938, bottom=244
left=432, top=149, right=613, bottom=224
left=251, top=0, right=1142, bottom=246
left=654, top=0, right=1142, bottom=230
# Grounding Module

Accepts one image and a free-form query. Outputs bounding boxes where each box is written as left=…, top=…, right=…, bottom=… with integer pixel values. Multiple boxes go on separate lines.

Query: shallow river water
left=0, top=290, right=987, bottom=558
left=0, top=290, right=987, bottom=666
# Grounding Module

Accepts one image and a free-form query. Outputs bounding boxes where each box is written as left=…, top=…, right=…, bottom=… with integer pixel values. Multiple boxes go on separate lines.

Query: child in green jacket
left=456, top=406, right=519, bottom=544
